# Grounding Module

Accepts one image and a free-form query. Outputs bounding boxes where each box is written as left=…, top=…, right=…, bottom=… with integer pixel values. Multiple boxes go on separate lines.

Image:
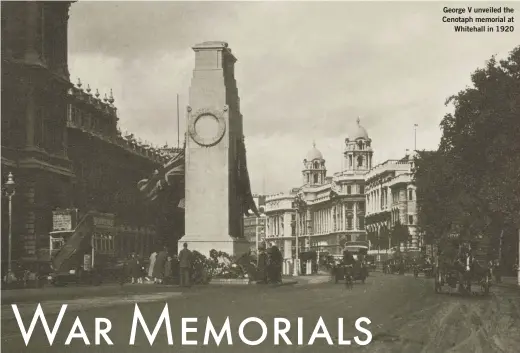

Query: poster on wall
left=52, top=209, right=78, bottom=232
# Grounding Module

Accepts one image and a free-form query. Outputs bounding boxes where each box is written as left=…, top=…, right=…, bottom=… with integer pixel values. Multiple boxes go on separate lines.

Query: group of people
left=256, top=243, right=283, bottom=284
left=126, top=243, right=193, bottom=286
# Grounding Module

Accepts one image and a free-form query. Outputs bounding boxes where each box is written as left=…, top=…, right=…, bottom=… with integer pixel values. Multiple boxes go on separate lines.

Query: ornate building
left=66, top=80, right=182, bottom=260
left=365, top=153, right=419, bottom=253
left=2, top=1, right=75, bottom=263
left=1, top=1, right=180, bottom=272
left=243, top=194, right=266, bottom=253
left=265, top=118, right=372, bottom=270
left=265, top=193, right=296, bottom=253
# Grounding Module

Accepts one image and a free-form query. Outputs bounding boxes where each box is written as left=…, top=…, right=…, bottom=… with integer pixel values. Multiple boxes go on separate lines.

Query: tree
left=414, top=45, right=520, bottom=248
left=440, top=46, right=520, bottom=229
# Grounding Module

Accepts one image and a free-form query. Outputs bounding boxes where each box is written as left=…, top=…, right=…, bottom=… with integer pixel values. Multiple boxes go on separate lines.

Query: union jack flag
left=137, top=149, right=185, bottom=202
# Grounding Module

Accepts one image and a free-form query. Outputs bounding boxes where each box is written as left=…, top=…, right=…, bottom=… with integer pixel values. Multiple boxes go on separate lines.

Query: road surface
left=2, top=273, right=519, bottom=353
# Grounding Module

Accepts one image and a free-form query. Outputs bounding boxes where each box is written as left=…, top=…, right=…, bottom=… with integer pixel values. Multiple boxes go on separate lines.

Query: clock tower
left=181, top=41, right=249, bottom=256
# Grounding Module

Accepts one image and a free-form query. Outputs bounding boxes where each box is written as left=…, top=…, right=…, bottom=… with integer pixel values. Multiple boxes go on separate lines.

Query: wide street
left=2, top=272, right=519, bottom=353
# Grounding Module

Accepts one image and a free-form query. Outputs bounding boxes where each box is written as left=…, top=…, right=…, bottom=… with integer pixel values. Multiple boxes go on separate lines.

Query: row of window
left=69, top=105, right=115, bottom=137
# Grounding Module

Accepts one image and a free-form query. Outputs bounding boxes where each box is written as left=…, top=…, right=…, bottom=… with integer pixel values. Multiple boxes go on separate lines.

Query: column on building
left=318, top=210, right=323, bottom=234
left=283, top=212, right=292, bottom=275
left=353, top=202, right=358, bottom=231
left=329, top=207, right=333, bottom=233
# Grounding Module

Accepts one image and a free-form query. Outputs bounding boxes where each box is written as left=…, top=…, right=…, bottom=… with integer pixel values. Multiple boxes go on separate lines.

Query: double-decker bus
left=343, top=241, right=369, bottom=261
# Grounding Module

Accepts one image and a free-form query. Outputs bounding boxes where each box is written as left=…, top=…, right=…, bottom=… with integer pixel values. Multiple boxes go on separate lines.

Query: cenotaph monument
left=179, top=41, right=253, bottom=257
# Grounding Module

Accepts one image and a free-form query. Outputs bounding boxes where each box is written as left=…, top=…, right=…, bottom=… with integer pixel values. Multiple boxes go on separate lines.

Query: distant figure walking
left=148, top=251, right=157, bottom=281
left=257, top=243, right=268, bottom=284
left=267, top=244, right=283, bottom=284
left=164, top=256, right=173, bottom=284
left=178, top=243, right=192, bottom=287
left=154, top=247, right=168, bottom=284
left=129, top=253, right=142, bottom=284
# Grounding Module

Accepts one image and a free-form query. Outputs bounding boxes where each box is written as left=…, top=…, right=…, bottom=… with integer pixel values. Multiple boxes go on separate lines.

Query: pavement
left=1, top=275, right=325, bottom=304
left=2, top=272, right=519, bottom=353
left=495, top=276, right=520, bottom=290
left=1, top=282, right=185, bottom=305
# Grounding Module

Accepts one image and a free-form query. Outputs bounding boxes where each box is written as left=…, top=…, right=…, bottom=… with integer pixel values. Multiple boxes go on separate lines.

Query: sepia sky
left=68, top=1, right=519, bottom=194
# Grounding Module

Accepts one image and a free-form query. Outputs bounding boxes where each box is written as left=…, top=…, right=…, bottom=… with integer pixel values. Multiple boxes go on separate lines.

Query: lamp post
left=517, top=228, right=520, bottom=286
left=4, top=172, right=16, bottom=284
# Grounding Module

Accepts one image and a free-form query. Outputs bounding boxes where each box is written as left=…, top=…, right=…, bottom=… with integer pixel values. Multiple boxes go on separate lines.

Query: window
left=408, top=189, right=413, bottom=200
left=347, top=185, right=352, bottom=194
left=348, top=155, right=353, bottom=167
left=314, top=174, right=319, bottom=184
left=408, top=215, right=414, bottom=225
left=347, top=216, right=353, bottom=230
left=358, top=216, right=365, bottom=230
left=359, top=185, right=365, bottom=194
left=357, top=156, right=363, bottom=167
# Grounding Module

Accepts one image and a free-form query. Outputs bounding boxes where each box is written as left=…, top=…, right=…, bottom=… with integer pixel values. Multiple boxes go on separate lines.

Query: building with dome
left=264, top=117, right=420, bottom=274
left=265, top=117, right=373, bottom=274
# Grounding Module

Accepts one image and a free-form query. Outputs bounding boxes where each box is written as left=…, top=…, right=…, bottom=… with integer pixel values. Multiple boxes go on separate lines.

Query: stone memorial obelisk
left=180, top=41, right=249, bottom=257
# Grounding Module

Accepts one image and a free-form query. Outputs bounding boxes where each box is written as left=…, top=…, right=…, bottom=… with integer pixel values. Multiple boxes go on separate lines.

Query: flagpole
left=414, top=124, right=418, bottom=151
left=177, top=94, right=180, bottom=148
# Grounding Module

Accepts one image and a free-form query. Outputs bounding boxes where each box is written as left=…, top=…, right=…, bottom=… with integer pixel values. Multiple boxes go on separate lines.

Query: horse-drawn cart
left=332, top=262, right=368, bottom=284
left=434, top=234, right=492, bottom=296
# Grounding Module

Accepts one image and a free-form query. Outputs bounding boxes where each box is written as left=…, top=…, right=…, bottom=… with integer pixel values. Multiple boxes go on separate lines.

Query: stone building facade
left=265, top=118, right=372, bottom=268
left=1, top=1, right=180, bottom=272
left=243, top=194, right=266, bottom=253
left=265, top=118, right=420, bottom=269
left=1, top=1, right=76, bottom=264
left=364, top=154, right=419, bottom=253
left=66, top=80, right=183, bottom=260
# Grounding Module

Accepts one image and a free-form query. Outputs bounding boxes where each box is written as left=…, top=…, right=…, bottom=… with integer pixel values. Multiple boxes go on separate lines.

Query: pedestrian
left=137, top=254, right=145, bottom=283
left=171, top=254, right=180, bottom=285
left=271, top=245, right=283, bottom=283
left=129, top=253, right=141, bottom=284
left=257, top=243, right=268, bottom=284
left=164, top=256, right=173, bottom=284
left=494, top=259, right=502, bottom=283
left=147, top=250, right=157, bottom=282
left=154, top=247, right=168, bottom=284
left=178, top=242, right=192, bottom=287
left=23, top=269, right=30, bottom=288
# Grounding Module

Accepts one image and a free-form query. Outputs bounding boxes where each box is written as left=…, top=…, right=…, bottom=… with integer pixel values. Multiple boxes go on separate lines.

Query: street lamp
left=4, top=172, right=16, bottom=284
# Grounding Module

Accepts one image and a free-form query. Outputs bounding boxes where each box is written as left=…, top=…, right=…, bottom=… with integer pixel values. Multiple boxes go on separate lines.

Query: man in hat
left=257, top=243, right=268, bottom=284
left=178, top=243, right=192, bottom=287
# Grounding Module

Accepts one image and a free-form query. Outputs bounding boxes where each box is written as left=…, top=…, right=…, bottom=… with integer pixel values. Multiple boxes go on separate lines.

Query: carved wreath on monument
left=188, top=107, right=227, bottom=147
